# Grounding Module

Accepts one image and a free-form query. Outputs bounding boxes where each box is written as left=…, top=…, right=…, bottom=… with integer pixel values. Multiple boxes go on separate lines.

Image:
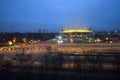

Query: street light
left=56, top=35, right=64, bottom=44
left=8, top=41, right=13, bottom=46
left=13, top=37, right=16, bottom=43
left=22, top=38, right=27, bottom=43
left=105, top=37, right=109, bottom=43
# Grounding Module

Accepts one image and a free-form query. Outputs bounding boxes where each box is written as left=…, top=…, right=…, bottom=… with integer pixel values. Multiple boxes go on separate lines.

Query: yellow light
left=8, top=41, right=12, bottom=46
left=13, top=37, right=16, bottom=43
left=61, top=29, right=92, bottom=33
left=22, top=38, right=27, bottom=43
left=110, top=41, right=112, bottom=44
left=13, top=39, right=16, bottom=43
left=105, top=37, right=109, bottom=40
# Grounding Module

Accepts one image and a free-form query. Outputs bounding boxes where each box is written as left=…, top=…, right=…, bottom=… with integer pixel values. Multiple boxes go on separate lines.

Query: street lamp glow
left=57, top=40, right=63, bottom=44
left=58, top=36, right=62, bottom=39
left=13, top=37, right=16, bottom=43
left=22, top=38, right=27, bottom=43
left=8, top=41, right=13, bottom=46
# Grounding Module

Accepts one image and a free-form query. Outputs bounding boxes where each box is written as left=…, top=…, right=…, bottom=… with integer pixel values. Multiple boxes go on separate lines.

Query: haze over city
left=0, top=0, right=120, bottom=32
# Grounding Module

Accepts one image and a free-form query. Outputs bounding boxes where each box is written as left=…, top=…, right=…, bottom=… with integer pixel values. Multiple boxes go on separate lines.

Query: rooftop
left=61, top=28, right=92, bottom=33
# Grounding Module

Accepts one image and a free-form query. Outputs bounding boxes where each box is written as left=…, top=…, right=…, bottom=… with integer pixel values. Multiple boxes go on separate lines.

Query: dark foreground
left=0, top=52, right=120, bottom=80
left=0, top=67, right=120, bottom=80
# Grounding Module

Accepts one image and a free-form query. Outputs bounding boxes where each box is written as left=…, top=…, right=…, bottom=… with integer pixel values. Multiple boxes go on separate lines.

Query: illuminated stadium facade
left=60, top=28, right=93, bottom=43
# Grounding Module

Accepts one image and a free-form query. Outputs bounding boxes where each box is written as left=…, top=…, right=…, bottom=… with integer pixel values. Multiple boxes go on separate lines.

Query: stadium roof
left=61, top=29, right=92, bottom=33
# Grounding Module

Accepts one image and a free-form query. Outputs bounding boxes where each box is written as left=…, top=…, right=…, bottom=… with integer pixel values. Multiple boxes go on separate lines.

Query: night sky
left=0, top=0, right=120, bottom=32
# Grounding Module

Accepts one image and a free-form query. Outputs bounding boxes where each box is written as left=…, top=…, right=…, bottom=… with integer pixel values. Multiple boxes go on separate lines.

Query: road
left=0, top=43, right=120, bottom=54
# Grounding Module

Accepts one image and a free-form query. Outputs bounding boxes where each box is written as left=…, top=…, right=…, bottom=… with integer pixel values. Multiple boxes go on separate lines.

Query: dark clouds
left=0, top=0, right=120, bottom=32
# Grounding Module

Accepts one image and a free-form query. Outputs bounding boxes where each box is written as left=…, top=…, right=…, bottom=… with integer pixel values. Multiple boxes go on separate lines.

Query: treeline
left=0, top=32, right=58, bottom=43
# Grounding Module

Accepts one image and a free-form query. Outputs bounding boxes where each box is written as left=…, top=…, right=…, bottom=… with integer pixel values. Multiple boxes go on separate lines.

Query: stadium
left=56, top=28, right=93, bottom=43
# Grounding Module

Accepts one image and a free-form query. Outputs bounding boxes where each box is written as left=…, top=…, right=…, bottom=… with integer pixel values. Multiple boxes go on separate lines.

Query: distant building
left=60, top=28, right=93, bottom=43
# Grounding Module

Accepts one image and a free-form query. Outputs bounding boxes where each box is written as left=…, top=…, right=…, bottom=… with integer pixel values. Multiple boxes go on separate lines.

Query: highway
left=0, top=43, right=120, bottom=55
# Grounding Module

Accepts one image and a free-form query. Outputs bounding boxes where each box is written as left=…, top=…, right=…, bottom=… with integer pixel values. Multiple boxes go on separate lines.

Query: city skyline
left=0, top=0, right=120, bottom=32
